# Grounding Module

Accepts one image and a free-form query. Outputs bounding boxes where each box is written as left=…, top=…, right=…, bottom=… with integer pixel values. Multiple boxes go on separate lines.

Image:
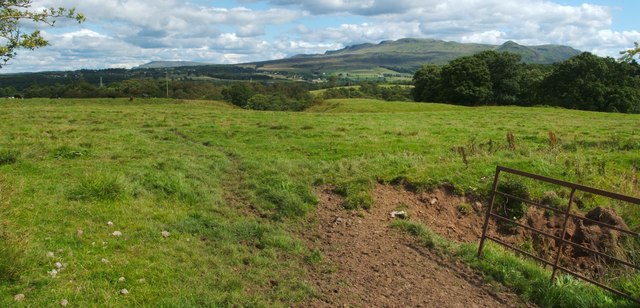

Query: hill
left=247, top=38, right=581, bottom=75
left=133, top=61, right=208, bottom=69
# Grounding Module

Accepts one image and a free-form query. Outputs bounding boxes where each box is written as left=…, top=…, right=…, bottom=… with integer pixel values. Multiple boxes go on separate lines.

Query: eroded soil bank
left=302, top=185, right=531, bottom=307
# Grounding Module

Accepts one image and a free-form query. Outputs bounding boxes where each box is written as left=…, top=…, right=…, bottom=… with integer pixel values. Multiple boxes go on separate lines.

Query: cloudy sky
left=3, top=0, right=639, bottom=73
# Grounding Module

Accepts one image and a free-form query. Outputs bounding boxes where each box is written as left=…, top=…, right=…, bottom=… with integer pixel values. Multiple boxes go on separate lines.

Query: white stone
left=161, top=230, right=170, bottom=238
left=48, top=269, right=58, bottom=278
left=118, top=276, right=125, bottom=282
left=107, top=221, right=114, bottom=226
left=55, top=262, right=63, bottom=269
left=101, top=258, right=109, bottom=263
left=60, top=299, right=69, bottom=306
left=46, top=251, right=55, bottom=258
left=111, top=231, right=122, bottom=237
left=77, top=229, right=84, bottom=236
left=390, top=211, right=407, bottom=219
left=119, top=288, right=129, bottom=295
left=14, top=294, right=25, bottom=302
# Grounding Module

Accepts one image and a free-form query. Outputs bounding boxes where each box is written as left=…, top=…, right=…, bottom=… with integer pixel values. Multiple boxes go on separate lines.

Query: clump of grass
left=0, top=149, right=19, bottom=166
left=335, top=179, right=373, bottom=210
left=52, top=145, right=89, bottom=159
left=67, top=174, right=125, bottom=201
left=0, top=230, right=23, bottom=284
left=494, top=179, right=530, bottom=232
left=249, top=168, right=317, bottom=219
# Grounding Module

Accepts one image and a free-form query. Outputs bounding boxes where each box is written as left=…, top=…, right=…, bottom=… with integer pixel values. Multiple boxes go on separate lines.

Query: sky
left=2, top=0, right=639, bottom=73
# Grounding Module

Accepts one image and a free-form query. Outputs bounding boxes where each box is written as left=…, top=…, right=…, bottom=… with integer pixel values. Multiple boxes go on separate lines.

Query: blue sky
left=4, top=0, right=639, bottom=73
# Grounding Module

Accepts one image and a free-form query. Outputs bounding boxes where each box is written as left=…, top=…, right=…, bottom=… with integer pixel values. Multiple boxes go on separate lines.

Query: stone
left=161, top=230, right=170, bottom=238
left=118, top=276, right=125, bottom=282
left=101, top=258, right=109, bottom=263
left=119, top=288, right=129, bottom=295
left=390, top=211, right=407, bottom=219
left=14, top=294, right=25, bottom=302
left=473, top=201, right=483, bottom=212
left=107, top=221, right=114, bottom=227
left=60, top=299, right=69, bottom=306
left=77, top=229, right=84, bottom=236
left=111, top=231, right=122, bottom=237
left=46, top=251, right=55, bottom=258
left=48, top=269, right=58, bottom=278
left=55, top=262, right=63, bottom=269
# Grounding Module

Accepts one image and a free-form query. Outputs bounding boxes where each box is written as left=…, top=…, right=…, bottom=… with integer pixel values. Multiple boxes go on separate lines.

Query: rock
left=107, top=221, right=114, bottom=227
left=48, top=269, right=58, bottom=278
left=77, top=229, right=84, bottom=236
left=55, top=262, right=63, bottom=269
left=161, top=230, right=170, bottom=238
left=101, top=258, right=109, bottom=263
left=111, top=231, right=122, bottom=237
left=46, top=251, right=55, bottom=258
left=390, top=211, right=407, bottom=219
left=472, top=201, right=483, bottom=212
left=14, top=294, right=25, bottom=302
left=118, top=276, right=125, bottom=282
left=60, top=299, right=69, bottom=306
left=429, top=197, right=438, bottom=205
left=138, top=278, right=146, bottom=283
left=119, top=288, right=129, bottom=295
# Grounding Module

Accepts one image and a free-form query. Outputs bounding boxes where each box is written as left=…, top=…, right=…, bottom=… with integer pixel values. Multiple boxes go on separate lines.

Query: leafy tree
left=1, top=0, right=84, bottom=68
left=222, top=83, right=255, bottom=107
left=541, top=52, right=640, bottom=112
left=517, top=64, right=552, bottom=106
left=619, top=42, right=640, bottom=63
left=440, top=56, right=492, bottom=105
left=474, top=51, right=522, bottom=105
left=412, top=64, right=442, bottom=102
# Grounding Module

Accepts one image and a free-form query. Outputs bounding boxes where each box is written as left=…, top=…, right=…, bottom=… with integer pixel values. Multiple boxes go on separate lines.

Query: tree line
left=412, top=51, right=640, bottom=113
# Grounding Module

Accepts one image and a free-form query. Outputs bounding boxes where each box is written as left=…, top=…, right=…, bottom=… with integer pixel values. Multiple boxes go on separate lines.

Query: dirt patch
left=302, top=185, right=531, bottom=307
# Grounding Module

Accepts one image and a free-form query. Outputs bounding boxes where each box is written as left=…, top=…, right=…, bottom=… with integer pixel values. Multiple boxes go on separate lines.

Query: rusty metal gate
left=478, top=166, right=640, bottom=304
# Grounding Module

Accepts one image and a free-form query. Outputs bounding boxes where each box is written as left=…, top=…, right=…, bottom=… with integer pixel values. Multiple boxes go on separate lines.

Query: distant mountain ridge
left=134, top=61, right=207, bottom=69
left=249, top=38, right=581, bottom=74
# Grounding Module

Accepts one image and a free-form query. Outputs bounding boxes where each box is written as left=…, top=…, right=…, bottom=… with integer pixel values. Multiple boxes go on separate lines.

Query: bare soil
left=302, top=185, right=532, bottom=307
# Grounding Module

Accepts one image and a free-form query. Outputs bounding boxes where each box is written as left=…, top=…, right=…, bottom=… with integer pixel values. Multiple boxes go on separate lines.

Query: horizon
left=3, top=0, right=639, bottom=73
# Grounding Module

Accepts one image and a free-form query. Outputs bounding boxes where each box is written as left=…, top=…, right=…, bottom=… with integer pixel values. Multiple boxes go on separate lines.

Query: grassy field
left=1, top=98, right=639, bottom=306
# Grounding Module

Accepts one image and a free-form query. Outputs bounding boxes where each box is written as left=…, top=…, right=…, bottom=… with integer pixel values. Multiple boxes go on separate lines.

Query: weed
left=457, top=203, right=472, bottom=216
left=507, top=132, right=516, bottom=150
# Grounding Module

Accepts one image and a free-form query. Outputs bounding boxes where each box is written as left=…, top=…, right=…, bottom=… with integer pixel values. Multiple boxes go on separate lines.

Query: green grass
left=0, top=97, right=638, bottom=305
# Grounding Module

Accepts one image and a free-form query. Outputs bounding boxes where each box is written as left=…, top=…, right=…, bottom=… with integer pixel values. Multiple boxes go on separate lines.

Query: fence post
left=550, top=188, right=577, bottom=281
left=478, top=167, right=501, bottom=257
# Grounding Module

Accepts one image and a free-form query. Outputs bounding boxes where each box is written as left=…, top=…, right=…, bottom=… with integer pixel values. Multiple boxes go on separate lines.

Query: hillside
left=248, top=38, right=581, bottom=74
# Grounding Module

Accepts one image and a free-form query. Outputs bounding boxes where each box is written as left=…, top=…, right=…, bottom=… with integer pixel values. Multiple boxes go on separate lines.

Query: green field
left=1, top=98, right=639, bottom=306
